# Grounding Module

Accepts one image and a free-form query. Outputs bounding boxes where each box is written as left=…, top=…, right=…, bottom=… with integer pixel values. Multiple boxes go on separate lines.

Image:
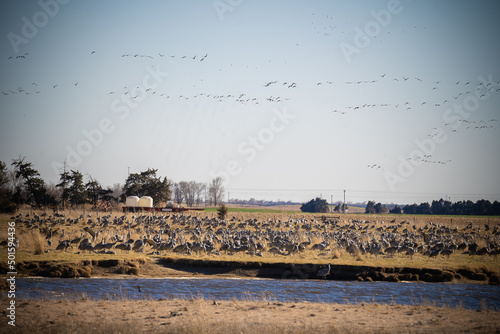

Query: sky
left=1, top=0, right=499, bottom=204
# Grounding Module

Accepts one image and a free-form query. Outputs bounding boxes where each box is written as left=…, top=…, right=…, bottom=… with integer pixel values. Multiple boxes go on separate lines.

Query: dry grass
left=17, top=229, right=46, bottom=255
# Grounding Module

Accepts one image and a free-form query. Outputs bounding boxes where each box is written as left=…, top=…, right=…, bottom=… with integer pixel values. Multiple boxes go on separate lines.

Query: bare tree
left=173, top=183, right=183, bottom=205
left=195, top=183, right=206, bottom=207
left=187, top=181, right=197, bottom=207
left=208, top=177, right=225, bottom=207
left=178, top=181, right=191, bottom=206
left=204, top=183, right=210, bottom=206
left=112, top=183, right=123, bottom=202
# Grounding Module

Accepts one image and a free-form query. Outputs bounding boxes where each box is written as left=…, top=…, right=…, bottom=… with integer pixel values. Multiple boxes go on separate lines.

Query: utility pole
left=331, top=195, right=333, bottom=213
left=228, top=192, right=230, bottom=204
left=128, top=167, right=130, bottom=176
left=343, top=190, right=346, bottom=214
left=61, top=159, right=68, bottom=209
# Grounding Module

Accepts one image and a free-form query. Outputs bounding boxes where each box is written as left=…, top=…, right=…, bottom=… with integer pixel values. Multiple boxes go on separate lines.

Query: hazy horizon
left=1, top=1, right=499, bottom=204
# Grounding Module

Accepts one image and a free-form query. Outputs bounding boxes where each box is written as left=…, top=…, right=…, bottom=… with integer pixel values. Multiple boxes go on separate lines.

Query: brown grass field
left=2, top=206, right=499, bottom=273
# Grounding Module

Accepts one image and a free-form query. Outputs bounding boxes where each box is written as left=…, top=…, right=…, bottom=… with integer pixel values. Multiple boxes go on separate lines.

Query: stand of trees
left=0, top=157, right=123, bottom=211
left=300, top=197, right=329, bottom=213
left=0, top=157, right=226, bottom=212
left=173, top=181, right=206, bottom=207
left=402, top=198, right=500, bottom=216
left=365, top=201, right=389, bottom=214
left=172, top=177, right=225, bottom=207
left=365, top=198, right=500, bottom=216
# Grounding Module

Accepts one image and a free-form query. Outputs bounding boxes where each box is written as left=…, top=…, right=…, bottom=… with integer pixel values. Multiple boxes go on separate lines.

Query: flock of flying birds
left=308, top=12, right=499, bottom=171
left=120, top=52, right=209, bottom=62
left=3, top=47, right=499, bottom=175
left=366, top=158, right=456, bottom=170
left=2, top=51, right=292, bottom=106
left=329, top=74, right=500, bottom=114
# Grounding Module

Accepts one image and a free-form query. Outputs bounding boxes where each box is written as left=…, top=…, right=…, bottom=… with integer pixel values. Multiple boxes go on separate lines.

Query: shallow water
left=16, top=277, right=500, bottom=310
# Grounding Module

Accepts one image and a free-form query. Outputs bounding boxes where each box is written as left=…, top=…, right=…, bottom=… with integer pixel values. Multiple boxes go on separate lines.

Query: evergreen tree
left=416, top=202, right=432, bottom=215
left=85, top=178, right=101, bottom=206
left=389, top=205, right=401, bottom=214
left=123, top=168, right=172, bottom=205
left=68, top=170, right=87, bottom=205
left=475, top=199, right=492, bottom=215
left=11, top=156, right=47, bottom=206
left=365, top=201, right=376, bottom=214
left=217, top=203, right=228, bottom=220
left=403, top=204, right=418, bottom=214
left=334, top=203, right=342, bottom=212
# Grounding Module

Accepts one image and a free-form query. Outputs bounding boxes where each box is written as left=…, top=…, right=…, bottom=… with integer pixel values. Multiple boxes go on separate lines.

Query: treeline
left=0, top=156, right=225, bottom=213
left=229, top=198, right=301, bottom=207
left=365, top=199, right=500, bottom=216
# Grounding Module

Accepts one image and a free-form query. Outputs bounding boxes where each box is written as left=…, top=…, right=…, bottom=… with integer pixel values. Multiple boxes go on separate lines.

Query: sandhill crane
left=71, top=233, right=83, bottom=245
left=441, top=248, right=454, bottom=258
left=56, top=240, right=71, bottom=251
left=93, top=238, right=106, bottom=251
left=78, top=242, right=94, bottom=252
left=115, top=243, right=132, bottom=252
left=405, top=247, right=416, bottom=259
left=317, top=263, right=331, bottom=279
left=133, top=239, right=144, bottom=251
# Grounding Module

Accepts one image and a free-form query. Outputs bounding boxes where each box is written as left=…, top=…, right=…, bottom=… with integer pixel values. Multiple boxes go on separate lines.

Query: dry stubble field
left=2, top=207, right=499, bottom=273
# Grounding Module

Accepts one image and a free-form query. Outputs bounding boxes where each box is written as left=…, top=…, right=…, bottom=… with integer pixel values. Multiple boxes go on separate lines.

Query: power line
left=226, top=188, right=500, bottom=198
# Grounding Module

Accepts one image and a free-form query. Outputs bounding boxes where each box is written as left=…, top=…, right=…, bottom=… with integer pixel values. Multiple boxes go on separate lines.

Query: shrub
left=217, top=203, right=228, bottom=220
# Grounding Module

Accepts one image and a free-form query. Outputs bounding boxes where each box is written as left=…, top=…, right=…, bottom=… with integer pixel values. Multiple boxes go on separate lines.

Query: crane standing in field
left=317, top=263, right=331, bottom=279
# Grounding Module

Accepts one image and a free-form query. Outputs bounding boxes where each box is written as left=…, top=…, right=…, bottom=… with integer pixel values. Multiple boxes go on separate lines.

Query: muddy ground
left=2, top=298, right=498, bottom=334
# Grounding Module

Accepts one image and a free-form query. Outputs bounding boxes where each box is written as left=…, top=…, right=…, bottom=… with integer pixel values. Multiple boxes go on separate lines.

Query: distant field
left=206, top=206, right=297, bottom=214
left=222, top=204, right=365, bottom=214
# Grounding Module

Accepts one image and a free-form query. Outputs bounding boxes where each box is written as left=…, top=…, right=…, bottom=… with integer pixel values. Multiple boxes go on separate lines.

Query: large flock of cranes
left=10, top=212, right=500, bottom=263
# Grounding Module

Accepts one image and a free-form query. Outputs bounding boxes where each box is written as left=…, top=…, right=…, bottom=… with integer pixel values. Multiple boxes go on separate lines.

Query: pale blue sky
left=1, top=0, right=499, bottom=204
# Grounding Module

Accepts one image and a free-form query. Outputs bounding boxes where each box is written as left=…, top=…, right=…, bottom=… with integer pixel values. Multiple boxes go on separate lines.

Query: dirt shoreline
left=4, top=298, right=499, bottom=334
left=3, top=257, right=499, bottom=284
